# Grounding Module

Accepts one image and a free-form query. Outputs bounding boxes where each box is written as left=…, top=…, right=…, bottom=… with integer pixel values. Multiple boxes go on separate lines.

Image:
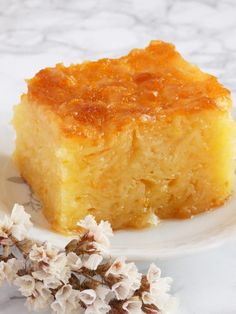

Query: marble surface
left=0, top=0, right=236, bottom=313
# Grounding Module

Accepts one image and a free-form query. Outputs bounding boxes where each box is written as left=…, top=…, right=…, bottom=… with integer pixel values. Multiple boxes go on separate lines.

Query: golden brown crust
left=27, top=40, right=231, bottom=137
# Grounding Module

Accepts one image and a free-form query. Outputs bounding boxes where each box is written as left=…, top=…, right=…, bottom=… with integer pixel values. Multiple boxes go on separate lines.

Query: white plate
left=1, top=125, right=236, bottom=261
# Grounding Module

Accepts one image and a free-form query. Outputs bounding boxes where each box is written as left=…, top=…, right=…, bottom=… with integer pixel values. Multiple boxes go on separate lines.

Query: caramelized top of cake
left=27, top=41, right=231, bottom=136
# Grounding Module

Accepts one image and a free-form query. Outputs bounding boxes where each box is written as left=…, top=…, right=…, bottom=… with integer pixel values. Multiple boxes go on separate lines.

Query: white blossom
left=122, top=296, right=143, bottom=314
left=67, top=252, right=82, bottom=271
left=47, top=252, right=70, bottom=283
left=111, top=280, right=131, bottom=300
left=32, top=269, right=62, bottom=289
left=0, top=258, right=23, bottom=285
left=30, top=243, right=70, bottom=288
left=143, top=263, right=176, bottom=313
left=142, top=291, right=156, bottom=305
left=125, top=262, right=142, bottom=292
left=0, top=204, right=32, bottom=241
left=0, top=215, right=12, bottom=239
left=96, top=285, right=113, bottom=304
left=79, top=289, right=96, bottom=305
left=149, top=278, right=173, bottom=311
left=25, top=281, right=53, bottom=311
left=83, top=253, right=103, bottom=270
left=147, top=263, right=161, bottom=284
left=29, top=242, right=59, bottom=264
left=29, top=244, right=49, bottom=263
left=78, top=215, right=113, bottom=255
left=10, top=204, right=32, bottom=241
left=85, top=299, right=110, bottom=314
left=105, top=256, right=126, bottom=277
left=4, top=258, right=23, bottom=283
left=94, top=220, right=113, bottom=247
left=84, top=286, right=112, bottom=314
left=51, top=284, right=82, bottom=314
left=106, top=257, right=141, bottom=300
left=14, top=275, right=36, bottom=297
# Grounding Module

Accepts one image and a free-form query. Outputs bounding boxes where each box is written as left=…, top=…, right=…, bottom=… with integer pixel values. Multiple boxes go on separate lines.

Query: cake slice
left=13, top=41, right=235, bottom=233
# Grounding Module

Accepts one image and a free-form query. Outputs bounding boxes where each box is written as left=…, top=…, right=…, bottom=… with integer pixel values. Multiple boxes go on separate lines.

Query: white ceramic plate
left=1, top=124, right=236, bottom=261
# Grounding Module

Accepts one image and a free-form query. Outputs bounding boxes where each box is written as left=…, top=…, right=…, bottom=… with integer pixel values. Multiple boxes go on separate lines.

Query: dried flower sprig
left=0, top=204, right=177, bottom=314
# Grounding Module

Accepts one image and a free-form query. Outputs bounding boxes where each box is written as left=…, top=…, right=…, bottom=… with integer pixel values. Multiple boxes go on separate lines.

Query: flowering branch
left=0, top=204, right=177, bottom=314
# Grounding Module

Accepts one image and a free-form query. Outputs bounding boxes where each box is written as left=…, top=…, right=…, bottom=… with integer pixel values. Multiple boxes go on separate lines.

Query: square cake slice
left=13, top=41, right=235, bottom=233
